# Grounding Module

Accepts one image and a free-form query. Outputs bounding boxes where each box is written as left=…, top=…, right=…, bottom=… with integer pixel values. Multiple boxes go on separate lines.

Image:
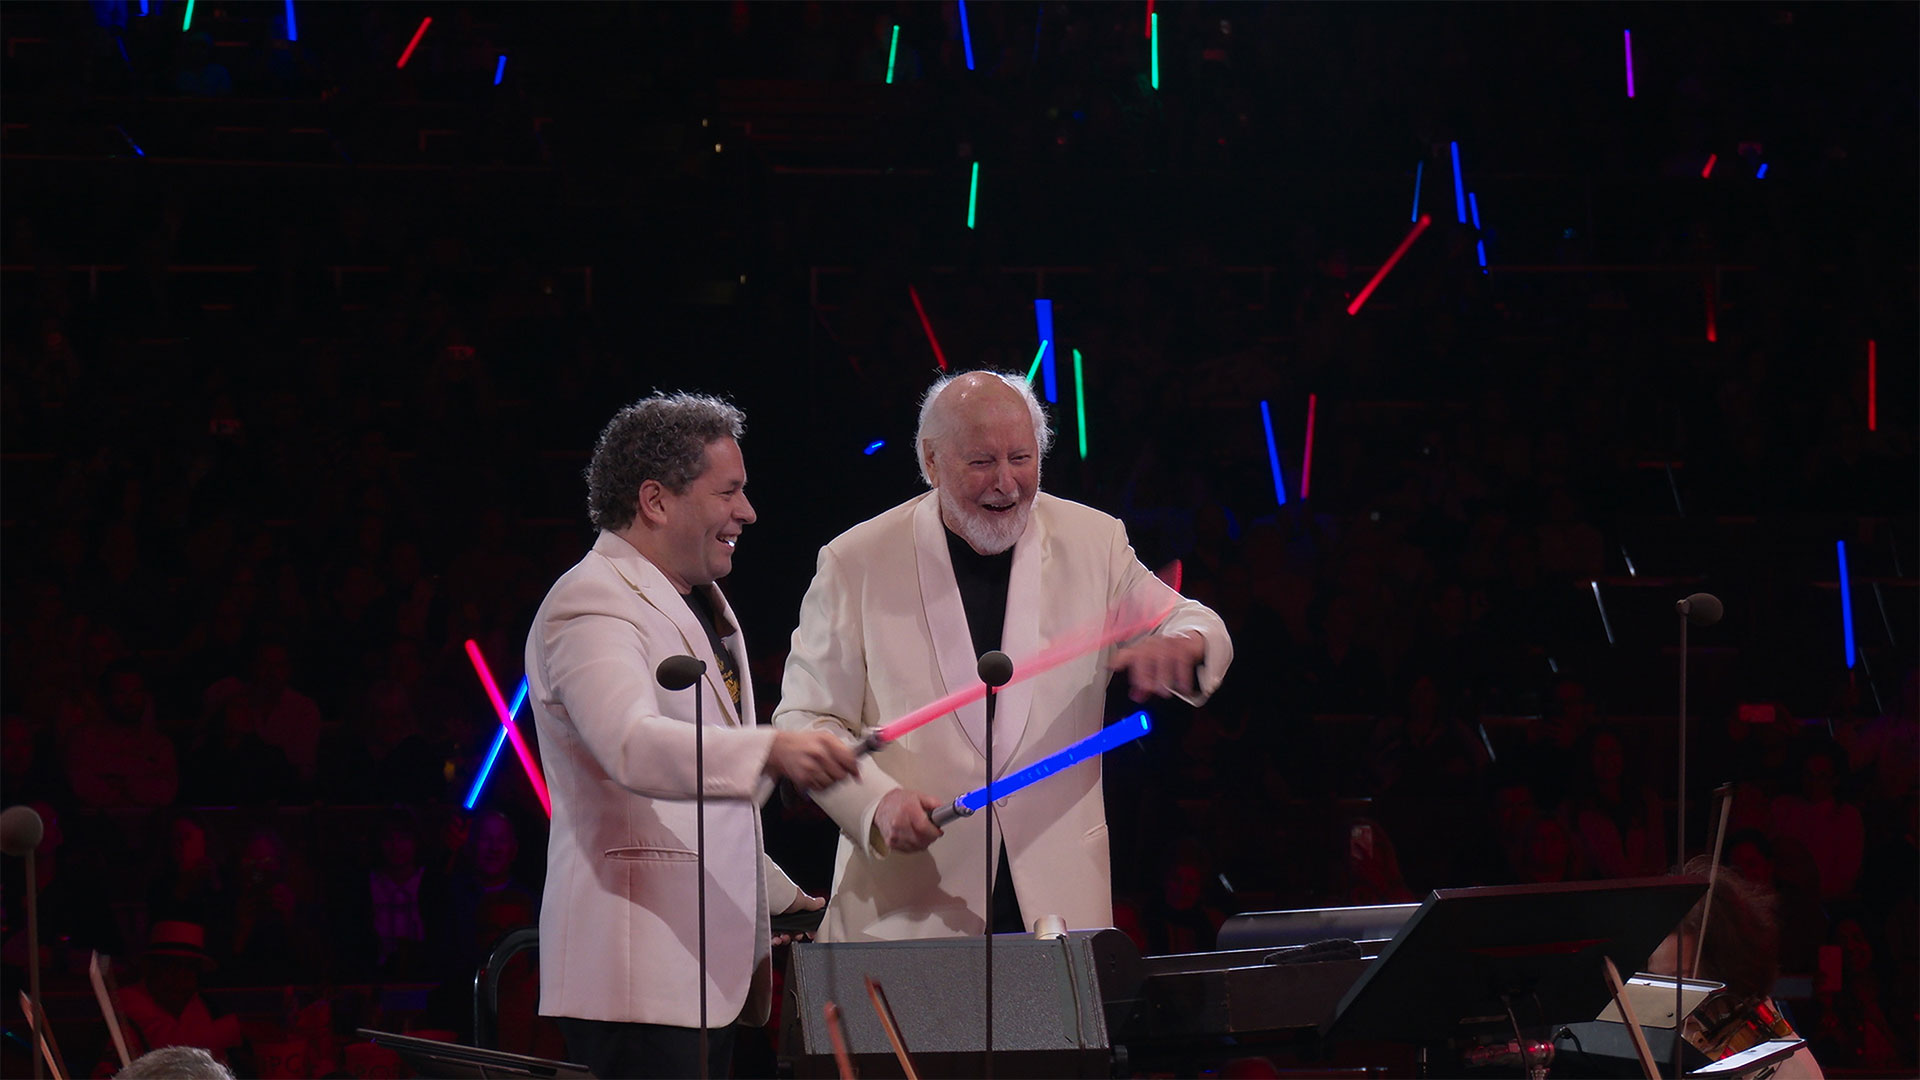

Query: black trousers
left=556, top=1015, right=736, bottom=1080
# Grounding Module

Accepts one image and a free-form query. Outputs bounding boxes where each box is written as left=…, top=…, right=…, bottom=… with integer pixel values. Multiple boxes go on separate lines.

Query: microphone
left=0, top=805, right=44, bottom=856
left=654, top=654, right=711, bottom=1079
left=977, top=651, right=1014, bottom=688
left=3, top=805, right=46, bottom=1080
left=1676, top=593, right=1723, bottom=627
left=656, top=655, right=707, bottom=691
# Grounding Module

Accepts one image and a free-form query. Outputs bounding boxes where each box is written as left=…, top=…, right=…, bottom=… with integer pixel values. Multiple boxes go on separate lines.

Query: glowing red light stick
left=1704, top=276, right=1717, bottom=343
left=396, top=16, right=432, bottom=69
left=1145, top=0, right=1155, bottom=39
left=1346, top=215, right=1431, bottom=316
left=1868, top=340, right=1878, bottom=431
left=908, top=285, right=948, bottom=371
left=464, top=639, right=552, bottom=816
left=862, top=589, right=1180, bottom=751
left=1300, top=392, right=1318, bottom=499
left=1700, top=153, right=1717, bottom=179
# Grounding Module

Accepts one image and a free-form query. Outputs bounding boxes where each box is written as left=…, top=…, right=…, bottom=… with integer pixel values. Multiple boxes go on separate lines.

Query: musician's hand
left=1109, top=631, right=1205, bottom=702
left=772, top=892, right=826, bottom=947
left=766, top=730, right=860, bottom=790
left=873, top=789, right=944, bottom=854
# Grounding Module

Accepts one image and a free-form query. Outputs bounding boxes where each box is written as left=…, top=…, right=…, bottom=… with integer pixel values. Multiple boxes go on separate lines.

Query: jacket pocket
left=603, top=846, right=699, bottom=862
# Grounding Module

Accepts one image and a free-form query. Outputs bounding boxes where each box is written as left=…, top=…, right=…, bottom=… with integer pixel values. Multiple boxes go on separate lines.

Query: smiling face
left=925, top=381, right=1040, bottom=555
left=646, top=437, right=756, bottom=592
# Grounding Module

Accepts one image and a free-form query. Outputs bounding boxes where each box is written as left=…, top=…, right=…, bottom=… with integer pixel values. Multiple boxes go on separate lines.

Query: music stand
left=1322, top=877, right=1707, bottom=1049
left=357, top=1029, right=593, bottom=1079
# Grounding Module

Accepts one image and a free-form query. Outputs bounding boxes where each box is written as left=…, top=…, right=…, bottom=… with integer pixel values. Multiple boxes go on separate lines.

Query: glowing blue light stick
left=864, top=439, right=886, bottom=456
left=1260, top=400, right=1288, bottom=507
left=285, top=0, right=297, bottom=42
left=959, top=0, right=975, bottom=71
left=494, top=55, right=507, bottom=86
left=1756, top=163, right=1768, bottom=179
left=1410, top=161, right=1424, bottom=222
left=465, top=677, right=529, bottom=809
left=930, top=712, right=1152, bottom=826
left=1470, top=192, right=1487, bottom=271
left=1034, top=299, right=1058, bottom=403
left=1451, top=141, right=1466, bottom=224
left=1838, top=541, right=1856, bottom=668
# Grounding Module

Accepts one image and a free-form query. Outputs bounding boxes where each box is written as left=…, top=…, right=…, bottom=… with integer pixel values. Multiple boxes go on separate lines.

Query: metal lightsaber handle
left=928, top=799, right=973, bottom=827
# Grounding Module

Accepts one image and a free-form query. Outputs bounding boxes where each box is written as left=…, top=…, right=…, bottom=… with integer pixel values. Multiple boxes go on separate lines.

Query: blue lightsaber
left=465, top=677, right=529, bottom=810
left=929, top=711, right=1151, bottom=827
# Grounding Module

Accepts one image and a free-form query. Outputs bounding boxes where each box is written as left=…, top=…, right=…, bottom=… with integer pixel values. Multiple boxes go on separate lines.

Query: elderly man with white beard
left=774, top=371, right=1233, bottom=941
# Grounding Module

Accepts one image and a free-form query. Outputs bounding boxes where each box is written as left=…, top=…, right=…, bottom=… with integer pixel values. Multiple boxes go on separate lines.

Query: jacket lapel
left=594, top=531, right=743, bottom=728
left=912, top=496, right=992, bottom=758
left=911, top=494, right=1040, bottom=769
left=993, top=500, right=1044, bottom=762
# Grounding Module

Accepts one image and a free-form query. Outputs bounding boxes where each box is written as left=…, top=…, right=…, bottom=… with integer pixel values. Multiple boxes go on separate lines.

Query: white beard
left=938, top=485, right=1032, bottom=555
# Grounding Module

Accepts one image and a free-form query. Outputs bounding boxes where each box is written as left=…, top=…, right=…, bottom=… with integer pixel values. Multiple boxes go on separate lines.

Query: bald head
left=915, top=372, right=1052, bottom=487
left=916, top=372, right=1052, bottom=554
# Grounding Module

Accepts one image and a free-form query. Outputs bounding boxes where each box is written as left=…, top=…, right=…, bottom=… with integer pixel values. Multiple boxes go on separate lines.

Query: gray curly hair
left=914, top=371, right=1053, bottom=487
left=585, top=392, right=746, bottom=531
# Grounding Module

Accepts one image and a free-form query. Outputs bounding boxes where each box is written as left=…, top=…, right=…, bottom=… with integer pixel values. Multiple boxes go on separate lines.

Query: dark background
left=2, top=2, right=1914, bottom=1076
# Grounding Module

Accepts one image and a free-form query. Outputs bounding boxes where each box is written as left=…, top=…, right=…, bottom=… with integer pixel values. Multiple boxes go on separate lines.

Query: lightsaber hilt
left=855, top=730, right=888, bottom=756
left=929, top=799, right=973, bottom=828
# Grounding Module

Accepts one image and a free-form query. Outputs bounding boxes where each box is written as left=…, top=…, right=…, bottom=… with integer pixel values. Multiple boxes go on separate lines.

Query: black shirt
left=944, top=526, right=1027, bottom=933
left=944, top=527, right=1014, bottom=658
left=682, top=585, right=741, bottom=712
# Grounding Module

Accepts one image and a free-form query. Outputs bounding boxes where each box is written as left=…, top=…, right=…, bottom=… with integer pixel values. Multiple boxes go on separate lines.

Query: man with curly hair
left=527, top=392, right=858, bottom=1079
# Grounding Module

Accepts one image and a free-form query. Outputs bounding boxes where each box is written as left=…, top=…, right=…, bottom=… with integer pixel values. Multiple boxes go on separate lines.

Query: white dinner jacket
left=527, top=530, right=801, bottom=1027
left=774, top=492, right=1232, bottom=941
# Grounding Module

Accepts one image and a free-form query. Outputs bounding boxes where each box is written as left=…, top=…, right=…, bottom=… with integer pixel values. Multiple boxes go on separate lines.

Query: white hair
left=914, top=371, right=1053, bottom=487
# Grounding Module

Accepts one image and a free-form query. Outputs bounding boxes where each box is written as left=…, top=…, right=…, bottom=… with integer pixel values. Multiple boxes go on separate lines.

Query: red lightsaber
left=464, top=639, right=552, bottom=816
left=859, top=565, right=1182, bottom=752
left=1347, top=215, right=1431, bottom=316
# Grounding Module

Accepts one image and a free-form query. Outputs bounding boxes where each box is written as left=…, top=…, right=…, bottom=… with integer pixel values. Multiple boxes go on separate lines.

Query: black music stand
left=1322, top=877, right=1707, bottom=1052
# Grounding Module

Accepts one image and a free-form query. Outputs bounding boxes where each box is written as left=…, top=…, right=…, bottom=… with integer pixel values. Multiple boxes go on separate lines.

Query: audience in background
left=1, top=3, right=1912, bottom=1076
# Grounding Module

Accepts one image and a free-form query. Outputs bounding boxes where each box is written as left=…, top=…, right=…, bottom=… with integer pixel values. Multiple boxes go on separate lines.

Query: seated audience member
left=1137, top=843, right=1228, bottom=955
left=1517, top=817, right=1586, bottom=884
left=1769, top=743, right=1865, bottom=901
left=64, top=659, right=178, bottom=808
left=1808, top=913, right=1910, bottom=1071
left=116, top=921, right=245, bottom=1066
left=1568, top=726, right=1667, bottom=879
left=334, top=809, right=451, bottom=979
left=202, top=642, right=324, bottom=789
left=145, top=811, right=226, bottom=925
left=448, top=811, right=539, bottom=972
left=1344, top=819, right=1416, bottom=905
left=221, top=825, right=323, bottom=985
left=181, top=693, right=300, bottom=806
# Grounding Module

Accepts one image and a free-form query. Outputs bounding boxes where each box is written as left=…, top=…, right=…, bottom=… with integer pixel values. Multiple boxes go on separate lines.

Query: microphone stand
left=696, top=672, right=708, bottom=1080
left=657, top=657, right=711, bottom=1080
left=975, top=650, right=1013, bottom=1080
left=983, top=674, right=997, bottom=1080
left=26, top=843, right=41, bottom=1080
left=1675, top=607, right=1687, bottom=1080
left=1670, top=593, right=1718, bottom=1080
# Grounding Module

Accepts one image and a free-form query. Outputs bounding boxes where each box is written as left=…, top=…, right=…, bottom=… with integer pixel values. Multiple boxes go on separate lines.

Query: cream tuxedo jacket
left=527, top=530, right=802, bottom=1027
left=774, top=492, right=1232, bottom=941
